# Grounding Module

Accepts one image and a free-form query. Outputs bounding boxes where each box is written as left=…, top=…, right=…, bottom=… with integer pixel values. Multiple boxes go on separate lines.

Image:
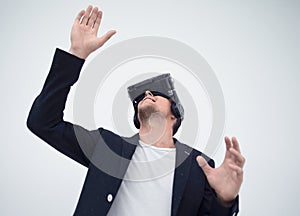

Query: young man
left=27, top=5, right=245, bottom=216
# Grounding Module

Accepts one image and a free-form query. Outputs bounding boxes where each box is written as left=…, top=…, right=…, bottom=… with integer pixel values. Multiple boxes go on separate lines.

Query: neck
left=139, top=120, right=175, bottom=148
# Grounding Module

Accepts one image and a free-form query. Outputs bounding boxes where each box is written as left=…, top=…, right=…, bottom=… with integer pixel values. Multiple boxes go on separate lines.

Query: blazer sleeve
left=197, top=159, right=239, bottom=216
left=27, top=48, right=102, bottom=167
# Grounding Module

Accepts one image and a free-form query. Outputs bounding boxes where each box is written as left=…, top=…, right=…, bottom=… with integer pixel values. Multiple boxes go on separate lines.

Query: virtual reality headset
left=127, top=73, right=184, bottom=126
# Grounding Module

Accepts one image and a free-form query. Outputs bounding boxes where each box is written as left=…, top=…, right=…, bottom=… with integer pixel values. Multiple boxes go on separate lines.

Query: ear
left=170, top=115, right=177, bottom=124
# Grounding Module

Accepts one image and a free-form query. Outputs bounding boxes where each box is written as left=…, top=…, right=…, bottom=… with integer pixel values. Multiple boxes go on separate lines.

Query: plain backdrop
left=1, top=0, right=299, bottom=215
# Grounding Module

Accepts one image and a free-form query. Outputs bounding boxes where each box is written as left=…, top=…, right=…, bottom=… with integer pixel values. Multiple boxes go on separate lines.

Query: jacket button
left=107, top=194, right=113, bottom=202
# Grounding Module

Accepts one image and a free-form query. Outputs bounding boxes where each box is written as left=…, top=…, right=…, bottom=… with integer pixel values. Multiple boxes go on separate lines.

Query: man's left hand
left=196, top=136, right=245, bottom=205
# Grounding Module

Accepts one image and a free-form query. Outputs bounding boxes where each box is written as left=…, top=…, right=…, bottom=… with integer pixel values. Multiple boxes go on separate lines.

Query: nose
left=145, top=90, right=154, bottom=97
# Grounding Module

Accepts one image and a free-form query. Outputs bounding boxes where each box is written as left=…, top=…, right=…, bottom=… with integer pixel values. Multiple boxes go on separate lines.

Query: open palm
left=197, top=137, right=245, bottom=204
left=69, top=5, right=116, bottom=59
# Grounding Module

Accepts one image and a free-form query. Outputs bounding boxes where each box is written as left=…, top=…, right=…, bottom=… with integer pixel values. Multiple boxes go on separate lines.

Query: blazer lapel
left=171, top=140, right=193, bottom=216
left=117, top=134, right=139, bottom=178
left=121, top=133, right=139, bottom=159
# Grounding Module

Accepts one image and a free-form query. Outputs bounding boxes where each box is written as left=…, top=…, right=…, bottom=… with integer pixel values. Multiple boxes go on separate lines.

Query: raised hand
left=69, top=5, right=116, bottom=59
left=196, top=136, right=245, bottom=205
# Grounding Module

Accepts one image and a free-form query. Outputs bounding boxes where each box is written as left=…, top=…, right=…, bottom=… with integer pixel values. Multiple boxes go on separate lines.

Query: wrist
left=68, top=47, right=88, bottom=59
left=216, top=194, right=236, bottom=207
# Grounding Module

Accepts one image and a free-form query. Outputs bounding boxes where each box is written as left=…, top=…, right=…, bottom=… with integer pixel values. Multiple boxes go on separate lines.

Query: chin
left=138, top=105, right=158, bottom=121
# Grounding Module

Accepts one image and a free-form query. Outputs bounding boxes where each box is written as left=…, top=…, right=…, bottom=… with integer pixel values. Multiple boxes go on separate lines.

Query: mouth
left=143, top=97, right=155, bottom=102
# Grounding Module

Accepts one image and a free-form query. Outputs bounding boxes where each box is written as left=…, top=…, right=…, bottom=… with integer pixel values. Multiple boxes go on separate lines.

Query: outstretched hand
left=69, top=5, right=116, bottom=59
left=197, top=137, right=245, bottom=205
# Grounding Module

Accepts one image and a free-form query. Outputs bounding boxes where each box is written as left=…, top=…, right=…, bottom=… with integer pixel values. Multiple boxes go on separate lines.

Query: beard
left=138, top=105, right=168, bottom=144
left=138, top=104, right=167, bottom=128
left=138, top=105, right=158, bottom=125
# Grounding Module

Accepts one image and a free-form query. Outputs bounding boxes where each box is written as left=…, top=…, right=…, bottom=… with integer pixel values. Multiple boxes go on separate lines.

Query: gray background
left=1, top=0, right=299, bottom=215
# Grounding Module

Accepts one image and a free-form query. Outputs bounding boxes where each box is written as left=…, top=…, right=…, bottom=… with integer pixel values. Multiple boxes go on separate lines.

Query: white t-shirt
left=107, top=140, right=176, bottom=216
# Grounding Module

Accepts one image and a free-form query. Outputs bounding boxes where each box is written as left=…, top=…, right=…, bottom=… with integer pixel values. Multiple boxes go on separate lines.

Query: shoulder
left=175, top=139, right=215, bottom=168
left=98, top=127, right=139, bottom=146
left=98, top=127, right=119, bottom=137
left=95, top=127, right=123, bottom=147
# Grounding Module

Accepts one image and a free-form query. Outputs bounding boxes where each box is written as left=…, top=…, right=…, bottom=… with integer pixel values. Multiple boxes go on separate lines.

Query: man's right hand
left=69, top=5, right=116, bottom=59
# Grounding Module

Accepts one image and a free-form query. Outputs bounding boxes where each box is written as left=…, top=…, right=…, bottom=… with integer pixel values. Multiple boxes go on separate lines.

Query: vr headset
left=127, top=73, right=184, bottom=135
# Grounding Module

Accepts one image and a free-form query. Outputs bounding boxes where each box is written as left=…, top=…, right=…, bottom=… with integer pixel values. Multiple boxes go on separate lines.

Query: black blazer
left=27, top=49, right=239, bottom=216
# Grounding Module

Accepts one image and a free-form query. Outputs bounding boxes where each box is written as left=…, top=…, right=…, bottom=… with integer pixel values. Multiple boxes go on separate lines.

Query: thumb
left=97, top=30, right=117, bottom=48
left=196, top=156, right=212, bottom=176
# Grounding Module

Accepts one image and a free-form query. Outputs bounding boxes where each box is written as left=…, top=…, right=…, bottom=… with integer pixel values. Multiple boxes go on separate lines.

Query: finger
left=224, top=136, right=232, bottom=159
left=87, top=7, right=98, bottom=27
left=225, top=136, right=232, bottom=151
left=105, top=29, right=117, bottom=39
left=93, top=11, right=103, bottom=31
left=196, top=156, right=213, bottom=176
left=81, top=5, right=93, bottom=25
left=229, top=148, right=246, bottom=167
left=232, top=136, right=241, bottom=153
left=228, top=163, right=244, bottom=176
left=97, top=30, right=117, bottom=46
left=75, top=10, right=85, bottom=24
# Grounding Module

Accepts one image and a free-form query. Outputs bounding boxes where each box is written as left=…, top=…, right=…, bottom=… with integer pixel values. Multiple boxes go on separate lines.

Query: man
left=27, top=5, right=245, bottom=216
